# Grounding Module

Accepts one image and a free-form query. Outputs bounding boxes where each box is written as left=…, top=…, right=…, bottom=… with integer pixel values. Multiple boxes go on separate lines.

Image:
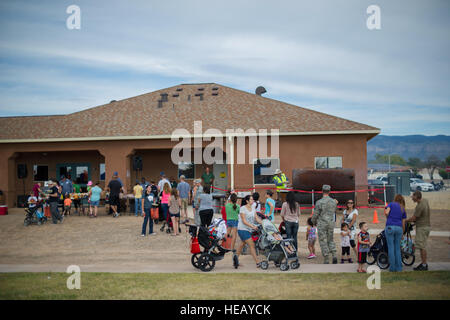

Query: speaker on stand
left=17, top=164, right=28, bottom=207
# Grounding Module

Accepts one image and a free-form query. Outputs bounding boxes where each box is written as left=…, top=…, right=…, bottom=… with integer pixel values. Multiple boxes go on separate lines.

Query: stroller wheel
left=290, top=260, right=300, bottom=270
left=233, top=254, right=239, bottom=269
left=24, top=219, right=30, bottom=226
left=367, top=251, right=376, bottom=265
left=191, top=253, right=202, bottom=269
left=260, top=261, right=269, bottom=270
left=198, top=253, right=215, bottom=272
left=280, top=262, right=289, bottom=272
left=376, top=251, right=390, bottom=269
left=402, top=253, right=415, bottom=266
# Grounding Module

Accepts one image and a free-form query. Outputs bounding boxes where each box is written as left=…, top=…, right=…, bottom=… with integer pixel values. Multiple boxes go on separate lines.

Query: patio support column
left=0, top=151, right=17, bottom=207
left=99, top=147, right=135, bottom=194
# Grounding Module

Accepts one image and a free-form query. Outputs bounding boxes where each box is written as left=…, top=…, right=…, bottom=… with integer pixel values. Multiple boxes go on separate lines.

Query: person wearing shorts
left=169, top=188, right=181, bottom=236
left=234, top=195, right=263, bottom=269
left=357, top=222, right=370, bottom=273
left=177, top=175, right=191, bottom=224
left=225, top=193, right=240, bottom=252
left=107, top=175, right=122, bottom=218
left=406, top=191, right=431, bottom=271
left=89, top=182, right=102, bottom=218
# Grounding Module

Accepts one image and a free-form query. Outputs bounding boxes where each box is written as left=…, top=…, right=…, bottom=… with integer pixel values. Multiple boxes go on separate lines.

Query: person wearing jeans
left=141, top=186, right=155, bottom=236
left=384, top=194, right=407, bottom=272
left=280, top=191, right=301, bottom=251
left=133, top=181, right=143, bottom=217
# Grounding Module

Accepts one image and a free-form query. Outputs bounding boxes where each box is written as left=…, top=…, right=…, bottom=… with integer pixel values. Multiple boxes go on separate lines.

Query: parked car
left=369, top=179, right=385, bottom=185
left=410, top=178, right=434, bottom=192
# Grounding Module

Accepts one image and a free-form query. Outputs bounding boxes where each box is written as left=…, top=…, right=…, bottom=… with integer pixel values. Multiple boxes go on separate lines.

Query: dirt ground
left=0, top=206, right=449, bottom=270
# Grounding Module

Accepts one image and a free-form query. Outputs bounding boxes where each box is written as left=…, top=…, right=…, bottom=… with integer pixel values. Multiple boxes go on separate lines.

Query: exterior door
left=213, top=162, right=228, bottom=194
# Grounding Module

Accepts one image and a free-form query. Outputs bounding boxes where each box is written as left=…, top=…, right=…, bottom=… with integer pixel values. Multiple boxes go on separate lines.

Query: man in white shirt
left=157, top=172, right=170, bottom=195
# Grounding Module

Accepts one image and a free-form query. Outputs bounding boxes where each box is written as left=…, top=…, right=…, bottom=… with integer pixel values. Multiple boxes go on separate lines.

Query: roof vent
left=176, top=88, right=183, bottom=91
left=195, top=93, right=204, bottom=101
left=160, top=93, right=168, bottom=102
left=212, top=87, right=219, bottom=91
left=172, top=93, right=179, bottom=97
left=198, top=87, right=204, bottom=91
left=110, top=100, right=117, bottom=103
left=255, top=86, right=267, bottom=96
left=212, top=92, right=218, bottom=96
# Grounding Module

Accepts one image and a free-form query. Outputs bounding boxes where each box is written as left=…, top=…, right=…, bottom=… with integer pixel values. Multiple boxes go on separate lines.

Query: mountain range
left=367, top=135, right=450, bottom=161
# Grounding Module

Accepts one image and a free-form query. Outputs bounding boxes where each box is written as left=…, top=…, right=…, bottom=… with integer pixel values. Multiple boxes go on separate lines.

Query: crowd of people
left=27, top=169, right=432, bottom=273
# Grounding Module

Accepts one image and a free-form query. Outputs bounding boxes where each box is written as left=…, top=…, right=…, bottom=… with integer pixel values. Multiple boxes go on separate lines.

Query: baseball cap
left=322, top=184, right=331, bottom=191
left=113, top=171, right=118, bottom=176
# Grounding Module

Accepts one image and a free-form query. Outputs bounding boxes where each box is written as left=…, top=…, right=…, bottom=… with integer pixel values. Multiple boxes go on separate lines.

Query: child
left=306, top=217, right=317, bottom=259
left=357, top=222, right=371, bottom=273
left=341, top=223, right=351, bottom=263
left=63, top=195, right=72, bottom=216
left=27, top=191, right=38, bottom=209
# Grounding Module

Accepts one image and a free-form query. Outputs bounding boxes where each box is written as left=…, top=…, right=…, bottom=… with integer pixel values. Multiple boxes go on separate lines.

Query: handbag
left=221, top=234, right=232, bottom=249
left=191, top=236, right=201, bottom=254
left=44, top=205, right=51, bottom=218
left=151, top=207, right=159, bottom=220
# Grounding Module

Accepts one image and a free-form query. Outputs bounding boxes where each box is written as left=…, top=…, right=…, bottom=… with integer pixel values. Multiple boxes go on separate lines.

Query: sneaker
left=348, top=258, right=353, bottom=263
left=341, top=259, right=345, bottom=264
left=150, top=232, right=157, bottom=236
left=413, top=264, right=428, bottom=271
left=178, top=227, right=181, bottom=233
left=307, top=254, right=314, bottom=259
left=323, top=256, right=330, bottom=264
left=141, top=234, right=145, bottom=237
left=60, top=216, right=64, bottom=224
left=332, top=257, right=338, bottom=264
left=233, top=254, right=239, bottom=269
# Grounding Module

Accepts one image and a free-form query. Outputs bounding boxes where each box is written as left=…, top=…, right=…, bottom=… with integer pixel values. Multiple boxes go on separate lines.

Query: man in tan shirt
left=406, top=190, right=431, bottom=271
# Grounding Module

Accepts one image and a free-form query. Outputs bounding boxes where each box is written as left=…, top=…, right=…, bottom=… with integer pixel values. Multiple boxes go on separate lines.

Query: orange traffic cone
left=372, top=209, right=380, bottom=224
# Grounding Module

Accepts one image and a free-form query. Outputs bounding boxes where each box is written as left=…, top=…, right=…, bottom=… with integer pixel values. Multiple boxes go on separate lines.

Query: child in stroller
left=24, top=192, right=46, bottom=226
left=188, top=219, right=231, bottom=272
left=257, top=218, right=299, bottom=271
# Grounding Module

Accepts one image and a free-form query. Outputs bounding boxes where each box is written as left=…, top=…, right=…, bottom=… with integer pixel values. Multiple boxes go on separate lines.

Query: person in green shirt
left=225, top=193, right=240, bottom=252
left=72, top=178, right=81, bottom=214
left=201, top=167, right=215, bottom=189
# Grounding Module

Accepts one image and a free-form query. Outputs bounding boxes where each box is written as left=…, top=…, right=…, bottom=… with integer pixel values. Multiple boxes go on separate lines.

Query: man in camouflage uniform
left=311, top=184, right=338, bottom=264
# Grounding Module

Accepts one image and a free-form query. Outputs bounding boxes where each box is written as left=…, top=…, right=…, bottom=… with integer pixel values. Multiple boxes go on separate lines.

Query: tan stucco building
left=0, top=83, right=379, bottom=207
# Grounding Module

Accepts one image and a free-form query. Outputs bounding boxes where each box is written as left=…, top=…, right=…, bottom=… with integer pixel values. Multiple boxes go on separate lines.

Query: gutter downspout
left=228, top=135, right=234, bottom=191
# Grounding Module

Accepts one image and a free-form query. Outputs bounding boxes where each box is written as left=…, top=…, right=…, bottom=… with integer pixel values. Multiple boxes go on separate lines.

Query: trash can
left=0, top=205, right=8, bottom=215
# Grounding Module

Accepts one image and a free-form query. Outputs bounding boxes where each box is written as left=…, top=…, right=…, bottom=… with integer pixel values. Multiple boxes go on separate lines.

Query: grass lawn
left=1, top=271, right=449, bottom=300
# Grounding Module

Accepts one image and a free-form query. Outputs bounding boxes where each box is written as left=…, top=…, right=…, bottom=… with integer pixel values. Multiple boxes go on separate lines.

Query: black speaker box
left=133, top=156, right=143, bottom=171
left=17, top=164, right=28, bottom=179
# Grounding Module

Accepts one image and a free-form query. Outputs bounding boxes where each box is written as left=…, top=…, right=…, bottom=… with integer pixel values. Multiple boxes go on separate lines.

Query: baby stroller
left=257, top=219, right=300, bottom=271
left=188, top=219, right=231, bottom=272
left=24, top=200, right=47, bottom=226
left=367, top=223, right=415, bottom=269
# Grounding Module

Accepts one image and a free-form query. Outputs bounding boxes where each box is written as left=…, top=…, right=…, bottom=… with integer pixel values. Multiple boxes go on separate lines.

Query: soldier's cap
left=322, top=184, right=331, bottom=191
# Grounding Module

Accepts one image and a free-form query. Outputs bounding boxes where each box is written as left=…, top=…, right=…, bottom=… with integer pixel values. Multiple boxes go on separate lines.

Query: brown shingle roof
left=0, top=83, right=379, bottom=141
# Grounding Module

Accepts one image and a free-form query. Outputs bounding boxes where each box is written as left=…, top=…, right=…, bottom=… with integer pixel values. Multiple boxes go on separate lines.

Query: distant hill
left=367, top=135, right=450, bottom=161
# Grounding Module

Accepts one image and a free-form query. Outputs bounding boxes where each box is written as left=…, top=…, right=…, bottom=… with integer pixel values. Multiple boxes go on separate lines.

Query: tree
left=425, top=155, right=444, bottom=180
left=446, top=155, right=450, bottom=166
left=370, top=153, right=407, bottom=166
left=438, top=169, right=448, bottom=180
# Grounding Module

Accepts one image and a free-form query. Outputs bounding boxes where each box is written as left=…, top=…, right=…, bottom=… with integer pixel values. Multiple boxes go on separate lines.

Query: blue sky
left=0, top=0, right=449, bottom=135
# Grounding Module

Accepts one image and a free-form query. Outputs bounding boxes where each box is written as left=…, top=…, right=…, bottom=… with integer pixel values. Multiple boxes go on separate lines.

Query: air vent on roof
left=195, top=93, right=204, bottom=101
left=160, top=93, right=168, bottom=102
left=255, top=86, right=267, bottom=96
left=198, top=87, right=204, bottom=91
left=172, top=93, right=179, bottom=97
left=212, top=92, right=218, bottom=96
left=212, top=87, right=219, bottom=91
left=110, top=100, right=117, bottom=103
left=176, top=88, right=183, bottom=91
left=157, top=100, right=163, bottom=108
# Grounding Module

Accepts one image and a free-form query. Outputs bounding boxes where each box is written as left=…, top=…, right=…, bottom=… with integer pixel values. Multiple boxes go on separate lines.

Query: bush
left=438, top=169, right=448, bottom=180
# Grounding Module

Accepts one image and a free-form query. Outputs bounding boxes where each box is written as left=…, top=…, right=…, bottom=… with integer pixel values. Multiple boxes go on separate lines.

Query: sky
left=0, top=0, right=449, bottom=135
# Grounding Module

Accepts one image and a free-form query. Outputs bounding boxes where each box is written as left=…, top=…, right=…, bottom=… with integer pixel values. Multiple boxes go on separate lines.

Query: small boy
left=341, top=223, right=351, bottom=263
left=63, top=195, right=72, bottom=216
left=357, top=222, right=371, bottom=273
left=27, top=191, right=38, bottom=209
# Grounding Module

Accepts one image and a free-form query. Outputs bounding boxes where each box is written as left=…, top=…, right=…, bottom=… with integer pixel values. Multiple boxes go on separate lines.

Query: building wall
left=0, top=133, right=370, bottom=207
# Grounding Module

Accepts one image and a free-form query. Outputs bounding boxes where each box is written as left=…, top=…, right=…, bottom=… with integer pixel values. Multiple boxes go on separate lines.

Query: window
left=178, top=162, right=195, bottom=179
left=33, top=165, right=48, bottom=181
left=100, top=163, right=105, bottom=181
left=253, top=158, right=280, bottom=184
left=315, top=156, right=342, bottom=169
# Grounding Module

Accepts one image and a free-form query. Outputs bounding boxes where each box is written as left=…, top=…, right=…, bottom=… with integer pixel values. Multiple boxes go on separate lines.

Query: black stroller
left=367, top=223, right=415, bottom=269
left=188, top=224, right=231, bottom=272
left=24, top=200, right=47, bottom=226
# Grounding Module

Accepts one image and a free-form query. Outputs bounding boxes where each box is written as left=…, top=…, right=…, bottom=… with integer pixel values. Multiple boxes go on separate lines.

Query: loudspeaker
left=17, top=164, right=28, bottom=179
left=133, top=156, right=143, bottom=171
